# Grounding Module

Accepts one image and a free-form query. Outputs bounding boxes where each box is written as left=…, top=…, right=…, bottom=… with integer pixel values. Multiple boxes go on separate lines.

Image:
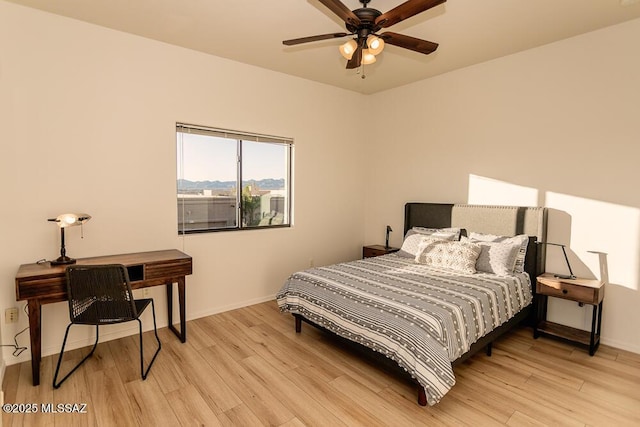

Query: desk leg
left=27, top=299, right=42, bottom=386
left=166, top=278, right=186, bottom=343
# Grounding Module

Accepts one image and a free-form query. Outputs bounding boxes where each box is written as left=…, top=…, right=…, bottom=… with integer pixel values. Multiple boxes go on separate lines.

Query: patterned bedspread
left=276, top=253, right=532, bottom=405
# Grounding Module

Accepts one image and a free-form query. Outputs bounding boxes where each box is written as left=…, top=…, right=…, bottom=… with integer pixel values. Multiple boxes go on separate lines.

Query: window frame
left=176, top=123, right=293, bottom=234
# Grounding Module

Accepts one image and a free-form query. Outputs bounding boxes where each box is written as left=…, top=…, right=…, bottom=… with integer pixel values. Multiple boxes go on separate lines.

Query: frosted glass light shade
left=367, top=36, right=385, bottom=55
left=362, top=49, right=377, bottom=65
left=51, top=213, right=92, bottom=228
left=339, top=40, right=358, bottom=60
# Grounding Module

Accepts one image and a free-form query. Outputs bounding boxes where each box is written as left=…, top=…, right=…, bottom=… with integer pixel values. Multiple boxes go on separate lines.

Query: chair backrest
left=65, top=264, right=138, bottom=325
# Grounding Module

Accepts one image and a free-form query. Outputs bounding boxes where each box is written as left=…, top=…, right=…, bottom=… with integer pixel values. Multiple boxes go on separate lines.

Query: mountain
left=177, top=178, right=284, bottom=190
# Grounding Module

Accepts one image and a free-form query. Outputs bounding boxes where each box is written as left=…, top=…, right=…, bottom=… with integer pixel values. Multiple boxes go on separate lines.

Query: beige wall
left=365, top=18, right=640, bottom=353
left=2, top=0, right=639, bottom=372
left=0, top=1, right=365, bottom=365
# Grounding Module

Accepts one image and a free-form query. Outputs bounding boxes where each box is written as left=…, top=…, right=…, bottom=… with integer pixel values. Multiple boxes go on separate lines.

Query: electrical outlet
left=5, top=307, right=19, bottom=323
left=143, top=288, right=150, bottom=297
left=309, top=259, right=315, bottom=268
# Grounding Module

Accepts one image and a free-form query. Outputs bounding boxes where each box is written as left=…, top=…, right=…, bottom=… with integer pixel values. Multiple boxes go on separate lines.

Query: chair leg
left=139, top=299, right=161, bottom=380
left=53, top=324, right=99, bottom=389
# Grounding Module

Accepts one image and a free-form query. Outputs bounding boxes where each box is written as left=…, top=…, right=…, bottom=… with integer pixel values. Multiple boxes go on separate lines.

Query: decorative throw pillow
left=468, top=232, right=529, bottom=273
left=411, top=227, right=462, bottom=239
left=397, top=228, right=461, bottom=258
left=461, top=236, right=520, bottom=276
left=414, top=237, right=482, bottom=274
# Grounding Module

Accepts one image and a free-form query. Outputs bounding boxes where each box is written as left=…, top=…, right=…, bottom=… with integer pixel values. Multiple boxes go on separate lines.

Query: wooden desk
left=15, top=249, right=192, bottom=386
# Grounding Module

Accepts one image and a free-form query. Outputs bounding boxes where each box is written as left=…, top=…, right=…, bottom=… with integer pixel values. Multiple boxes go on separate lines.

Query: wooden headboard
left=404, top=203, right=548, bottom=281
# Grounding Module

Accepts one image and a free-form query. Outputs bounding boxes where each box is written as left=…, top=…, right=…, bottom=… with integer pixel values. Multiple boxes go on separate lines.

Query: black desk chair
left=53, top=264, right=161, bottom=388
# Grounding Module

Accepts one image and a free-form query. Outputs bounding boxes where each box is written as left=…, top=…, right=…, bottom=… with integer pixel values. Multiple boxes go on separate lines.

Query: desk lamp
left=48, top=213, right=91, bottom=265
left=537, top=241, right=576, bottom=279
left=385, top=225, right=392, bottom=249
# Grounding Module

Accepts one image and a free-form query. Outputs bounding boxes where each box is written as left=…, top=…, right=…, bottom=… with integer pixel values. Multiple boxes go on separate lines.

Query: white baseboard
left=3, top=294, right=278, bottom=366
left=601, top=337, right=640, bottom=355
left=187, top=294, right=277, bottom=321
left=40, top=294, right=278, bottom=357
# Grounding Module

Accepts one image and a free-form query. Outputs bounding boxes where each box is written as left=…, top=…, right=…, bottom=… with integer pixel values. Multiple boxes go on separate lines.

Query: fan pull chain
left=358, top=63, right=366, bottom=79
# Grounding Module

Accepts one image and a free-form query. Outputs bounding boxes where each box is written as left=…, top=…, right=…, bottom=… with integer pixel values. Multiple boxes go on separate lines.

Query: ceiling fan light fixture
left=283, top=0, right=444, bottom=73
left=362, top=49, right=377, bottom=65
left=367, top=35, right=385, bottom=55
left=339, top=39, right=358, bottom=60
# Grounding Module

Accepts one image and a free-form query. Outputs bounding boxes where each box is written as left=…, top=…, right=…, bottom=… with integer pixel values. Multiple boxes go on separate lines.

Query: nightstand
left=534, top=273, right=605, bottom=355
left=362, top=245, right=400, bottom=259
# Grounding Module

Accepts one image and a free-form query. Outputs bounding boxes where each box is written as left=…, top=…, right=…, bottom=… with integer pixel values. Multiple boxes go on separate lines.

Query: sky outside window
left=180, top=134, right=286, bottom=182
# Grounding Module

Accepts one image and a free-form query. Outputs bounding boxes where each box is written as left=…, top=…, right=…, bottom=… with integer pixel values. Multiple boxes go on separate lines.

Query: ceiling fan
left=283, top=0, right=446, bottom=70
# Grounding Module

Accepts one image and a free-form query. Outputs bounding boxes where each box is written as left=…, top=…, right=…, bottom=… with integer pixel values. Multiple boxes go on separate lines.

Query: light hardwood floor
left=3, top=301, right=640, bottom=426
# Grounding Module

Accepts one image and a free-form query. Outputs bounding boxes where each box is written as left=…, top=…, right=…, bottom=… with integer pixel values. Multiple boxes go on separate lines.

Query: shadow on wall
left=467, top=174, right=639, bottom=291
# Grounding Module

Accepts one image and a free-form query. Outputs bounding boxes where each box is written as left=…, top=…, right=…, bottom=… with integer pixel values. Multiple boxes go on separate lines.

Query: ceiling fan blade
left=346, top=44, right=363, bottom=69
left=376, top=0, right=446, bottom=28
left=318, top=0, right=361, bottom=27
left=379, top=32, right=439, bottom=55
left=283, top=32, right=349, bottom=46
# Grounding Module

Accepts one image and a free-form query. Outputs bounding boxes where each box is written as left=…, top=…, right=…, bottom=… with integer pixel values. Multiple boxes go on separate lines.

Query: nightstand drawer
left=536, top=280, right=598, bottom=304
left=362, top=245, right=399, bottom=259
left=364, top=247, right=387, bottom=258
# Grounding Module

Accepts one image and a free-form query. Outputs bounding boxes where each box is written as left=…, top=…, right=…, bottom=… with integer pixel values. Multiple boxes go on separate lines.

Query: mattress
left=276, top=253, right=532, bottom=405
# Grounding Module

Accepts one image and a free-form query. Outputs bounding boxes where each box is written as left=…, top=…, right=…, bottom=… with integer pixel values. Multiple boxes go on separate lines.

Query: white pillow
left=461, top=236, right=520, bottom=276
left=397, top=228, right=461, bottom=258
left=468, top=232, right=529, bottom=273
left=412, top=227, right=461, bottom=239
left=415, top=237, right=481, bottom=274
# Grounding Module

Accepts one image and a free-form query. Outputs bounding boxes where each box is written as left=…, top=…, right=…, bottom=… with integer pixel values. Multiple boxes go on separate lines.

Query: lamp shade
left=367, top=35, right=385, bottom=55
left=50, top=213, right=91, bottom=228
left=362, top=49, right=377, bottom=65
left=339, top=39, right=357, bottom=60
left=588, top=251, right=609, bottom=285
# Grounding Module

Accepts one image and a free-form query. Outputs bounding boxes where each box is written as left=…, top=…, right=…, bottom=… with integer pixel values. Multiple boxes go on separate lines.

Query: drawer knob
left=562, top=289, right=568, bottom=294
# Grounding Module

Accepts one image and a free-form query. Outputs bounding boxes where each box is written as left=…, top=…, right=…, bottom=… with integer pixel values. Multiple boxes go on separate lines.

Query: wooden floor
left=3, top=301, right=640, bottom=426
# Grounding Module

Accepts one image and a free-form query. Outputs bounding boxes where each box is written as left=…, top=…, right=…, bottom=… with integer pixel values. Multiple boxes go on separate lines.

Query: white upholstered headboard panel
left=450, top=204, right=547, bottom=242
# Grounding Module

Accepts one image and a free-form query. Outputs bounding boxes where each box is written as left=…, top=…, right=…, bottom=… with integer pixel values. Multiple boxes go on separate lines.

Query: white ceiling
left=7, top=0, right=640, bottom=94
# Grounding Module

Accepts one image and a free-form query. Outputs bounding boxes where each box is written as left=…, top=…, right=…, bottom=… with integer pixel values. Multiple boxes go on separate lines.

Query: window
left=176, top=123, right=293, bottom=234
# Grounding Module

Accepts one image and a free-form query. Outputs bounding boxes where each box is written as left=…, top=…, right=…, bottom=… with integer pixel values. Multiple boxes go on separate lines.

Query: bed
left=277, top=203, right=547, bottom=406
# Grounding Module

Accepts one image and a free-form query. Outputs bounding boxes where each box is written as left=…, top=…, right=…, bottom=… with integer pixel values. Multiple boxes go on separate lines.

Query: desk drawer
left=536, top=280, right=597, bottom=304
left=16, top=276, right=66, bottom=301
left=145, top=258, right=192, bottom=280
